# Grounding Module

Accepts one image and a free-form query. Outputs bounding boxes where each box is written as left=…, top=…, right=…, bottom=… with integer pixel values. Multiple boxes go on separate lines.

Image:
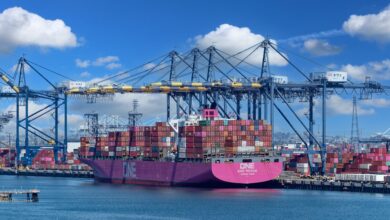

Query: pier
left=280, top=178, right=390, bottom=194
left=0, top=189, right=40, bottom=202
left=0, top=168, right=93, bottom=178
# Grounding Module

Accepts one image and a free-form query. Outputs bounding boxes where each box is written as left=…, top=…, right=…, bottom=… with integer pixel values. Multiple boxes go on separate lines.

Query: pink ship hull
left=81, top=158, right=283, bottom=187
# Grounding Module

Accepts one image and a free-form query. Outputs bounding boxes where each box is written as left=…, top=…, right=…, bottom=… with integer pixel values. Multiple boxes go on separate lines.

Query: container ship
left=79, top=108, right=283, bottom=187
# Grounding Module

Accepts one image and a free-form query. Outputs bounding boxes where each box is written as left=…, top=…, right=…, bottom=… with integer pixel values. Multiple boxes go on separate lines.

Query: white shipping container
left=116, top=147, right=123, bottom=151
left=129, top=147, right=138, bottom=152
left=313, top=158, right=322, bottom=163
left=335, top=174, right=386, bottom=182
left=271, top=75, right=288, bottom=84
left=297, top=167, right=309, bottom=171
left=297, top=167, right=309, bottom=173
left=297, top=163, right=309, bottom=168
left=179, top=148, right=186, bottom=153
left=326, top=71, right=347, bottom=82
left=178, top=153, right=186, bottom=158
left=64, top=81, right=86, bottom=89
left=108, top=152, right=115, bottom=157
left=71, top=165, right=80, bottom=170
left=211, top=148, right=223, bottom=154
left=237, top=146, right=255, bottom=152
left=359, top=164, right=371, bottom=170
left=255, top=141, right=264, bottom=147
left=369, top=174, right=384, bottom=182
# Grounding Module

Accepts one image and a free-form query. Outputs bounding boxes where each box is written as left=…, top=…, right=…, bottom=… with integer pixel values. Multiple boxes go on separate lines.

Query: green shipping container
left=199, top=120, right=209, bottom=126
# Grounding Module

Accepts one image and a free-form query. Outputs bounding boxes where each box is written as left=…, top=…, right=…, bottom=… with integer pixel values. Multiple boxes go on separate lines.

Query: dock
left=280, top=178, right=390, bottom=193
left=0, top=189, right=40, bottom=202
left=0, top=168, right=93, bottom=178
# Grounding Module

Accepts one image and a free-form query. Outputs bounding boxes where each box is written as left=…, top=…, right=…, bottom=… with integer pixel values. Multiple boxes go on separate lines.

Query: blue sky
left=0, top=0, right=390, bottom=138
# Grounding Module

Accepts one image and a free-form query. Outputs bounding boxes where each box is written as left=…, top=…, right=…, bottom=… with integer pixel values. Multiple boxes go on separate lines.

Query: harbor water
left=0, top=175, right=390, bottom=220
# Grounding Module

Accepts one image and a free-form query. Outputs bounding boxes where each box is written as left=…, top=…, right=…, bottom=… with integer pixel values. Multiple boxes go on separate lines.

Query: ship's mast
left=128, top=99, right=142, bottom=127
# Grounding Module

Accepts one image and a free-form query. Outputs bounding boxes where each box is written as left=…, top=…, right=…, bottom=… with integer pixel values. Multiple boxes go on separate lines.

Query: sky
left=0, top=0, right=390, bottom=139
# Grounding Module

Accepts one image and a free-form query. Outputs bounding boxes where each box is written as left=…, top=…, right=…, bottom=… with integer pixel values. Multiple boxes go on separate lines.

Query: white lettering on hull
left=237, top=163, right=258, bottom=176
left=123, top=162, right=136, bottom=178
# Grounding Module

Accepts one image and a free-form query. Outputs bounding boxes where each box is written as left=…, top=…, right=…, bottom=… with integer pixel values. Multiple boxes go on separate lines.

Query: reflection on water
left=1, top=175, right=390, bottom=220
left=209, top=188, right=282, bottom=197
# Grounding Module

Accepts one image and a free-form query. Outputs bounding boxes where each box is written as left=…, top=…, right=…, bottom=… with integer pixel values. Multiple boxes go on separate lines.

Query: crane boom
left=0, top=72, right=20, bottom=93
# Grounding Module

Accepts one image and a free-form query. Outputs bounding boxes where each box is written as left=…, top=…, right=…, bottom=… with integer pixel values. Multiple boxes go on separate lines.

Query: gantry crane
left=1, top=40, right=389, bottom=175
left=1, top=58, right=68, bottom=165
left=64, top=40, right=389, bottom=174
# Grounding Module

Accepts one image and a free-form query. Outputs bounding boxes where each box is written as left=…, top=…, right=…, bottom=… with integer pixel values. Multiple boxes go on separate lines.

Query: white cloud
left=340, top=59, right=390, bottom=81
left=106, top=63, right=122, bottom=70
left=343, top=5, right=390, bottom=43
left=303, top=39, right=341, bottom=56
left=143, top=63, right=157, bottom=70
left=9, top=63, right=31, bottom=74
left=326, top=63, right=338, bottom=70
left=59, top=113, right=84, bottom=128
left=75, top=59, right=90, bottom=68
left=69, top=93, right=167, bottom=122
left=296, top=107, right=309, bottom=118
left=82, top=76, right=109, bottom=86
left=340, top=64, right=367, bottom=81
left=75, top=56, right=121, bottom=70
left=4, top=100, right=52, bottom=119
left=67, top=75, right=166, bottom=120
left=80, top=71, right=91, bottom=78
left=280, top=29, right=345, bottom=46
left=0, top=101, right=54, bottom=135
left=93, top=56, right=119, bottom=66
left=0, top=7, right=77, bottom=52
left=327, top=95, right=374, bottom=115
left=296, top=95, right=389, bottom=117
left=194, top=24, right=287, bottom=66
left=0, top=102, right=82, bottom=137
left=361, top=98, right=390, bottom=107
left=63, top=75, right=169, bottom=130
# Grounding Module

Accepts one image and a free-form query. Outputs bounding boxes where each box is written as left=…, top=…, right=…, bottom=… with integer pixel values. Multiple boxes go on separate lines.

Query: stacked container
left=95, top=136, right=108, bottom=157
left=325, top=152, right=339, bottom=174
left=91, top=122, right=175, bottom=159
left=283, top=153, right=312, bottom=175
left=32, top=150, right=56, bottom=169
left=178, top=119, right=272, bottom=159
left=79, top=137, right=94, bottom=157
left=296, top=155, right=310, bottom=176
left=30, top=149, right=90, bottom=170
left=368, top=148, right=389, bottom=173
left=128, top=123, right=174, bottom=158
left=116, top=131, right=130, bottom=157
left=0, top=148, right=16, bottom=168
